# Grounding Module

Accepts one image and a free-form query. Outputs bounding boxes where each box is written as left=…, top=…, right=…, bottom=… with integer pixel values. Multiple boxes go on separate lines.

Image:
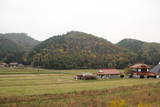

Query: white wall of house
left=97, top=74, right=120, bottom=78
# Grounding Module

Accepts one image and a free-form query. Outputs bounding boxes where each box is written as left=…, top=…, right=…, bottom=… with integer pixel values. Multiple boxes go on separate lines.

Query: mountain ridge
left=31, top=31, right=135, bottom=69
left=3, top=33, right=40, bottom=50
left=0, top=31, right=160, bottom=68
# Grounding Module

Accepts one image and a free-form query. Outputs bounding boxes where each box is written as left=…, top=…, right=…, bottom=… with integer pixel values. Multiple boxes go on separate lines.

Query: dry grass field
left=0, top=67, right=159, bottom=107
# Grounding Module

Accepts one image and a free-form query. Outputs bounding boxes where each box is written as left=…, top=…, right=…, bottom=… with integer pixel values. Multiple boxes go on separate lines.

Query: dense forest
left=0, top=31, right=160, bottom=69
left=0, top=35, right=24, bottom=63
left=118, top=39, right=160, bottom=65
left=30, top=31, right=135, bottom=69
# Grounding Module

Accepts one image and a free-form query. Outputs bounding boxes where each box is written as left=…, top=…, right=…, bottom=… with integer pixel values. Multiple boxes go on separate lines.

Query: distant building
left=130, top=63, right=157, bottom=78
left=18, top=64, right=24, bottom=68
left=97, top=69, right=121, bottom=78
left=0, top=62, right=8, bottom=67
left=9, top=62, right=18, bottom=67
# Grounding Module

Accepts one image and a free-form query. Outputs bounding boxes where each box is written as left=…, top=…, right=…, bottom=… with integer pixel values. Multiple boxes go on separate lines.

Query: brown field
left=0, top=82, right=160, bottom=107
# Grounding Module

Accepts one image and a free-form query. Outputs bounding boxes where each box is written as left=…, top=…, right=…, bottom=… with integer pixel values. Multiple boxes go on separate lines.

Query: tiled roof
left=130, top=63, right=151, bottom=69
left=97, top=69, right=120, bottom=75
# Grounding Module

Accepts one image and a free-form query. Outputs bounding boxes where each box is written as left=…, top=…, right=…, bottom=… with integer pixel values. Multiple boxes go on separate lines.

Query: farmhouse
left=130, top=63, right=156, bottom=78
left=130, top=63, right=151, bottom=72
left=97, top=69, right=120, bottom=78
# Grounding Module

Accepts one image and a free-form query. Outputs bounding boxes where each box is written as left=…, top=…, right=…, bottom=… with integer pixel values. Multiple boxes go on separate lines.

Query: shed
left=0, top=63, right=8, bottom=67
left=18, top=64, right=24, bottom=68
left=150, top=63, right=160, bottom=76
left=97, top=69, right=120, bottom=78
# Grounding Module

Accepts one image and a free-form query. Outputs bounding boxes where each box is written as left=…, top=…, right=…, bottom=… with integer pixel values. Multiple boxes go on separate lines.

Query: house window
left=138, top=69, right=141, bottom=72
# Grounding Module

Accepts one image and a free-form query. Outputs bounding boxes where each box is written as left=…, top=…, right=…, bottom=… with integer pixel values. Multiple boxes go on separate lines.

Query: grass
left=0, top=67, right=159, bottom=96
left=0, top=67, right=159, bottom=107
left=0, top=82, right=160, bottom=107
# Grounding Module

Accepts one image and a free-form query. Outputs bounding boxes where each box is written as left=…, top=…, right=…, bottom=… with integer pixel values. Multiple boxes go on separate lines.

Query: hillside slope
left=31, top=31, right=135, bottom=69
left=117, top=39, right=160, bottom=65
left=4, top=33, right=39, bottom=50
left=0, top=35, right=24, bottom=63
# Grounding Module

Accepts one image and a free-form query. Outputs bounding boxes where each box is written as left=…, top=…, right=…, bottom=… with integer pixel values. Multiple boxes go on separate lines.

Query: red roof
left=130, top=63, right=151, bottom=69
left=97, top=69, right=120, bottom=75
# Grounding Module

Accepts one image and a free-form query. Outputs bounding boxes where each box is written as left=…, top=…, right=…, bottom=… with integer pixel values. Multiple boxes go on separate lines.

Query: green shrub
left=124, top=68, right=132, bottom=75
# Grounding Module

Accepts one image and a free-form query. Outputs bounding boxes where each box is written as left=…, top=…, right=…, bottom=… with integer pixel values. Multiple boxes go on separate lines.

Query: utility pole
left=37, top=54, right=41, bottom=72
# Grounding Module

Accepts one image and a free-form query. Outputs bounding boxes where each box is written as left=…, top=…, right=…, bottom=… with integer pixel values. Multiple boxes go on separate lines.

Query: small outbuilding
left=0, top=62, right=8, bottom=67
left=150, top=63, right=160, bottom=77
left=97, top=69, right=121, bottom=78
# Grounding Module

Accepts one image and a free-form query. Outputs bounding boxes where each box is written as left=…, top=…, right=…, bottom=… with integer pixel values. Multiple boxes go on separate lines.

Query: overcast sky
left=0, top=0, right=160, bottom=43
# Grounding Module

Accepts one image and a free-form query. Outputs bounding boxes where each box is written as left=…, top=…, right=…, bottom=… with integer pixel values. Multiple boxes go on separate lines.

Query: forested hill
left=31, top=31, right=136, bottom=69
left=0, top=35, right=24, bottom=63
left=3, top=33, right=39, bottom=50
left=1, top=31, right=160, bottom=68
left=0, top=33, right=39, bottom=63
left=117, top=39, right=160, bottom=65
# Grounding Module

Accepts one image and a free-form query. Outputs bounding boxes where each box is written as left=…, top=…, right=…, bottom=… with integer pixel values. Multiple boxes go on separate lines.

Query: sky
left=0, top=0, right=160, bottom=43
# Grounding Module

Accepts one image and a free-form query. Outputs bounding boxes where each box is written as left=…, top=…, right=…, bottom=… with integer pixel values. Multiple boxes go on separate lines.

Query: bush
left=138, top=102, right=152, bottom=107
left=124, top=68, right=132, bottom=75
left=120, top=74, right=125, bottom=78
left=82, top=75, right=97, bottom=80
left=108, top=99, right=127, bottom=107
